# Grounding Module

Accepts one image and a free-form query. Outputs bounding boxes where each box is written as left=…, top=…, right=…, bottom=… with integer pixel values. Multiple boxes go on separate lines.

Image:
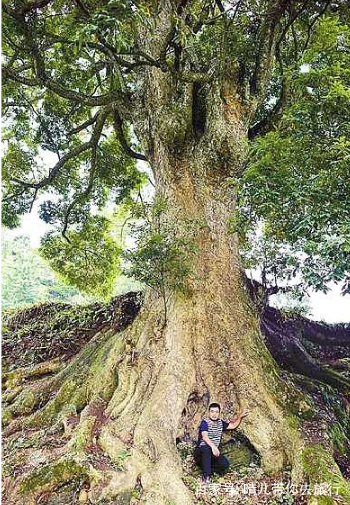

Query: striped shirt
left=197, top=418, right=229, bottom=448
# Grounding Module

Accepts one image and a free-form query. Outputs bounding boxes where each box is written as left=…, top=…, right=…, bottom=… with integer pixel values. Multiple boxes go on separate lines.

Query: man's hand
left=211, top=445, right=220, bottom=457
left=227, top=408, right=250, bottom=430
left=240, top=408, right=249, bottom=419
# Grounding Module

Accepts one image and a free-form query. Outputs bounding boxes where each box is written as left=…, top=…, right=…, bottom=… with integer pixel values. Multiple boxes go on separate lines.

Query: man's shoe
left=202, top=475, right=210, bottom=484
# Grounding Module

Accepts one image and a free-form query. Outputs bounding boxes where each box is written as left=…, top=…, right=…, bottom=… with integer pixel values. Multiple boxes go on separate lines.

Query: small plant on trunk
left=122, top=196, right=198, bottom=327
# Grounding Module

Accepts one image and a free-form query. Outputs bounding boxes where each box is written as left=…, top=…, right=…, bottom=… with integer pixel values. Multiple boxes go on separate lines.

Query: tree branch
left=44, top=31, right=161, bottom=71
left=6, top=13, right=130, bottom=108
left=274, top=0, right=310, bottom=58
left=73, top=0, right=90, bottom=18
left=250, top=0, right=290, bottom=99
left=248, top=94, right=284, bottom=139
left=248, top=48, right=289, bottom=140
left=113, top=111, right=147, bottom=161
left=2, top=67, right=39, bottom=87
left=11, top=108, right=110, bottom=190
left=215, top=0, right=225, bottom=14
left=3, top=0, right=54, bottom=16
left=61, top=139, right=99, bottom=242
left=67, top=113, right=99, bottom=136
left=249, top=0, right=332, bottom=138
left=302, top=0, right=332, bottom=53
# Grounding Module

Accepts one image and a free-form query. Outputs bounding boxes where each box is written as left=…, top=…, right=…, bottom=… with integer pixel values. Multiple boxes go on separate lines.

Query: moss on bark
left=301, top=444, right=350, bottom=505
left=19, top=456, right=90, bottom=495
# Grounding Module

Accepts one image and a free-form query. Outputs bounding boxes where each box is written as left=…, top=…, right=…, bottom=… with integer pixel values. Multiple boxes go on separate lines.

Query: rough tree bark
left=2, top=4, right=350, bottom=505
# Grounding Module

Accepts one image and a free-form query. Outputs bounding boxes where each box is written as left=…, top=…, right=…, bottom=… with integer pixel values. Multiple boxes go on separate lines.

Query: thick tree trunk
left=3, top=183, right=347, bottom=503
left=3, top=125, right=347, bottom=505
left=119, top=41, right=309, bottom=493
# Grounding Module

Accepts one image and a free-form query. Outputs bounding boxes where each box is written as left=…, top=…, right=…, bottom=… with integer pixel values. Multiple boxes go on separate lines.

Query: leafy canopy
left=40, top=215, right=122, bottom=298
left=2, top=1, right=350, bottom=298
left=238, top=16, right=350, bottom=296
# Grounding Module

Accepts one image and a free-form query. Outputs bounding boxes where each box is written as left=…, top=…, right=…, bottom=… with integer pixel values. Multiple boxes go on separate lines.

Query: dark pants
left=194, top=445, right=230, bottom=478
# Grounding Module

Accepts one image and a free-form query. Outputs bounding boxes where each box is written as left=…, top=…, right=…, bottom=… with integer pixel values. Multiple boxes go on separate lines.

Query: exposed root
left=3, top=356, right=65, bottom=389
left=2, top=376, right=58, bottom=428
left=2, top=326, right=125, bottom=436
left=2, top=292, right=350, bottom=505
left=2, top=385, right=23, bottom=403
left=300, top=443, right=350, bottom=505
left=17, top=455, right=96, bottom=505
left=261, top=306, right=350, bottom=392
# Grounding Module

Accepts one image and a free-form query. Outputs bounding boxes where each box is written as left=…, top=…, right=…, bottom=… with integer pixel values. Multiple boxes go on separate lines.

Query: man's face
left=209, top=407, right=220, bottom=421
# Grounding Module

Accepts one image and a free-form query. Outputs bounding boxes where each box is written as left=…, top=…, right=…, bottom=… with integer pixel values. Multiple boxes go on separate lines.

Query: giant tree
left=2, top=1, right=350, bottom=504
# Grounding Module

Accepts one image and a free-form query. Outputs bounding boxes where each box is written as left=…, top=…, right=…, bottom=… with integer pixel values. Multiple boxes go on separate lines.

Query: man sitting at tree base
left=194, top=403, right=249, bottom=483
